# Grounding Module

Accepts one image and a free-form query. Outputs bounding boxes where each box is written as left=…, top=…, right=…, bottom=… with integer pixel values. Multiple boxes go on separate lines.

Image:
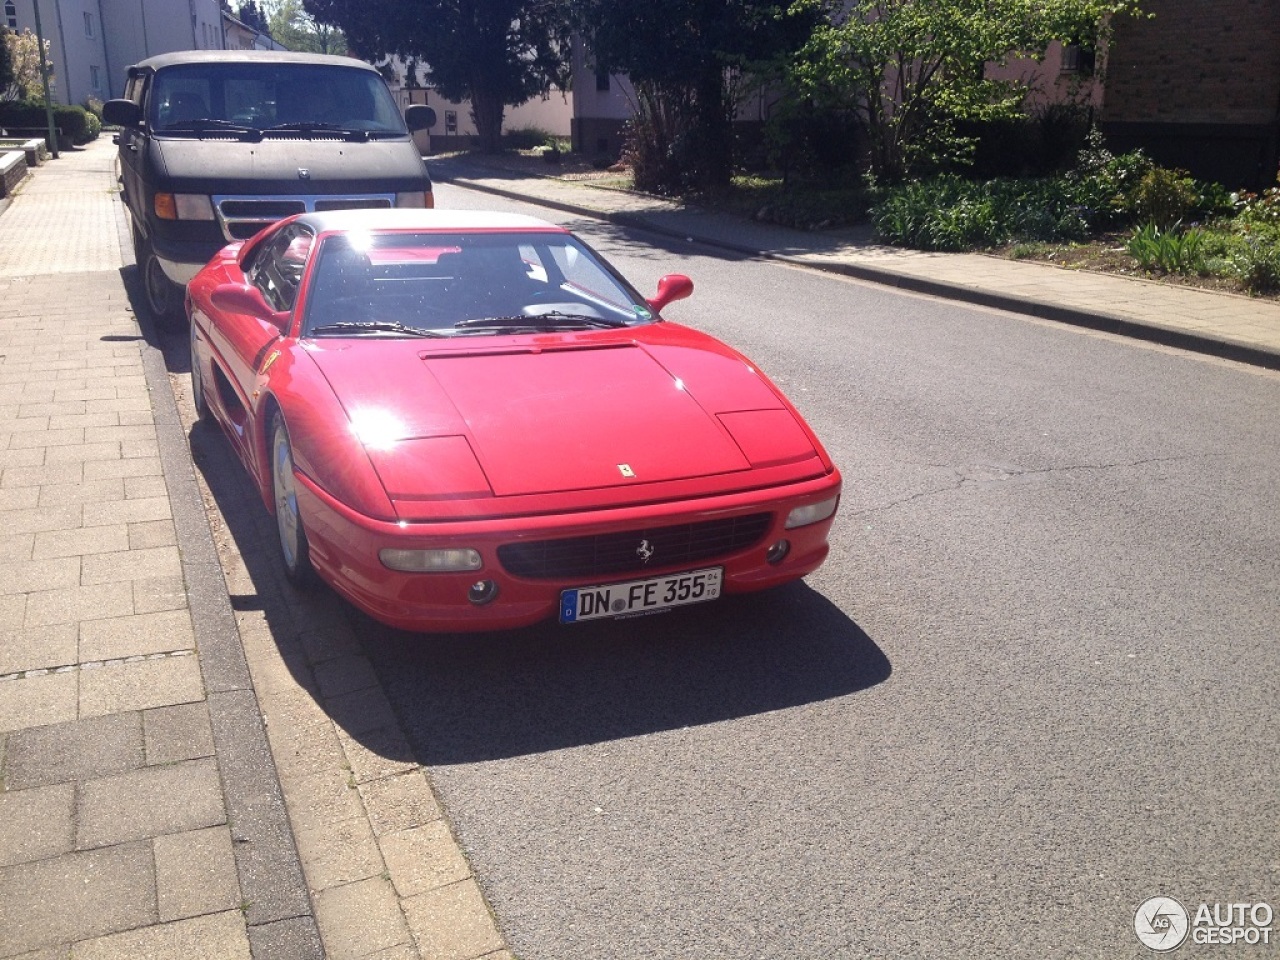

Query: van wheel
left=140, top=239, right=186, bottom=330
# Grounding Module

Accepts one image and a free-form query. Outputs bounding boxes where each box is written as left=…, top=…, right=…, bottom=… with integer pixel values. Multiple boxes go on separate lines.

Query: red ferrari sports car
left=187, top=209, right=841, bottom=632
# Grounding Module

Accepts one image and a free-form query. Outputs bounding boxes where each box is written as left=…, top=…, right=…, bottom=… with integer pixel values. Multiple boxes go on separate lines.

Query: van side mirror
left=103, top=99, right=142, bottom=127
left=405, top=104, right=437, bottom=132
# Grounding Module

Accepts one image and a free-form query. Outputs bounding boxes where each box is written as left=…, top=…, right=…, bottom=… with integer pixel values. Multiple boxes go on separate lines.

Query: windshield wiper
left=264, top=122, right=369, bottom=142
left=163, top=118, right=262, bottom=139
left=454, top=312, right=631, bottom=332
left=308, top=321, right=444, bottom=338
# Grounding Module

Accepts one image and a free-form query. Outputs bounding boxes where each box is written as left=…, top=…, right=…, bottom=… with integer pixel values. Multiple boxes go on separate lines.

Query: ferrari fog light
left=766, top=540, right=791, bottom=565
left=379, top=547, right=482, bottom=573
left=784, top=496, right=839, bottom=530
left=468, top=579, right=498, bottom=605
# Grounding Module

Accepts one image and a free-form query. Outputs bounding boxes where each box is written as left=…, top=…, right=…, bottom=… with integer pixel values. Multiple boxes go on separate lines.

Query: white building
left=379, top=55, right=572, bottom=153
left=569, top=41, right=631, bottom=159
left=2, top=0, right=279, bottom=105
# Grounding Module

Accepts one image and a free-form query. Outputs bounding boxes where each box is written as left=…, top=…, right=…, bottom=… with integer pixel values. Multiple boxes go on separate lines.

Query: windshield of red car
left=301, top=231, right=657, bottom=337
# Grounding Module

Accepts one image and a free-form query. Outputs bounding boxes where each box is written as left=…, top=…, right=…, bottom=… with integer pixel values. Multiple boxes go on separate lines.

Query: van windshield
left=151, top=63, right=408, bottom=135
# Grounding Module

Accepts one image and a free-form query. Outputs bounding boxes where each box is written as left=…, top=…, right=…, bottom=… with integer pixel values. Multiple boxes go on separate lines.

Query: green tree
left=265, top=0, right=347, bottom=54
left=302, top=0, right=572, bottom=152
left=237, top=1, right=271, bottom=34
left=578, top=0, right=817, bottom=193
left=790, top=0, right=1142, bottom=182
left=0, top=28, right=14, bottom=100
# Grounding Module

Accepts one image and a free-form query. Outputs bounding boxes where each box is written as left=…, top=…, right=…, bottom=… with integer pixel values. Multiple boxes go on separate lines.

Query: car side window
left=245, top=223, right=314, bottom=313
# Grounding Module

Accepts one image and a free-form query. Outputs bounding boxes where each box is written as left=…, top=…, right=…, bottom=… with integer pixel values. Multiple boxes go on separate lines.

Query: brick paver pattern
left=0, top=143, right=250, bottom=958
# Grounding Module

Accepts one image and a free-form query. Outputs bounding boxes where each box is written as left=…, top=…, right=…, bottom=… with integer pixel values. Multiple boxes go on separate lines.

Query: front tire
left=140, top=237, right=186, bottom=330
left=270, top=412, right=317, bottom=588
left=189, top=322, right=211, bottom=424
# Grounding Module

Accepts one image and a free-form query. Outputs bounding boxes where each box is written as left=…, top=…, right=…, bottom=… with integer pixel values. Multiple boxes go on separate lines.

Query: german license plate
left=560, top=567, right=723, bottom=623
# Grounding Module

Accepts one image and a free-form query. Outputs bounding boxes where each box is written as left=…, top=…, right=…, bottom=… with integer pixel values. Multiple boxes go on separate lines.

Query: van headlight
left=154, top=193, right=215, bottom=220
left=395, top=190, right=434, bottom=209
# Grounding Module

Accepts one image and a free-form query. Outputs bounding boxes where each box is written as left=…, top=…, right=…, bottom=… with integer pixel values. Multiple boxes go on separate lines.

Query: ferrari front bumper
left=292, top=471, right=842, bottom=633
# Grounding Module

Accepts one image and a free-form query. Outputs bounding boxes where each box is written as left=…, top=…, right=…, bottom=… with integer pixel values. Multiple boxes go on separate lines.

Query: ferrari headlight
left=379, top=548, right=482, bottom=572
left=784, top=496, right=839, bottom=529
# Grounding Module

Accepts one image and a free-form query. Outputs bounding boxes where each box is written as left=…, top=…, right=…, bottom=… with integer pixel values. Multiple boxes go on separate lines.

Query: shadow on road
left=360, top=587, right=889, bottom=764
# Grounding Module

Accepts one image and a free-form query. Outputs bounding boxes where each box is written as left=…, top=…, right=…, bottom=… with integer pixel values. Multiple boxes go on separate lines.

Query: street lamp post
left=30, top=0, right=59, bottom=159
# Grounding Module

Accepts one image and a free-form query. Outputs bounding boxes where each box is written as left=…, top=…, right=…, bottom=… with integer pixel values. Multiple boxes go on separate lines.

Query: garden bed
left=999, top=236, right=1280, bottom=301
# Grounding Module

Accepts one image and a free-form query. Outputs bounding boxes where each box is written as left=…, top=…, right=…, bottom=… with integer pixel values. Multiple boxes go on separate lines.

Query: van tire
left=140, top=239, right=187, bottom=330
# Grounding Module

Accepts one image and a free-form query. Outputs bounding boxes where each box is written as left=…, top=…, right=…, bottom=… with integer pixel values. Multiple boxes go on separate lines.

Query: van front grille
left=212, top=193, right=398, bottom=241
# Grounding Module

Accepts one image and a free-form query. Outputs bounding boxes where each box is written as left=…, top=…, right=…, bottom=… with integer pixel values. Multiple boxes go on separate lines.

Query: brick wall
left=1102, top=0, right=1280, bottom=188
left=1105, top=0, right=1280, bottom=124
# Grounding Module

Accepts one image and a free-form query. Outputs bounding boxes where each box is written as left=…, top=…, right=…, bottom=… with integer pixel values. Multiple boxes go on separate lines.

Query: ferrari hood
left=307, top=337, right=815, bottom=498
left=420, top=343, right=750, bottom=496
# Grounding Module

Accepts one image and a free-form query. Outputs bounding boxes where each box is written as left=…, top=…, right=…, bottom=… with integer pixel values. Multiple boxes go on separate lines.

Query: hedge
left=0, top=100, right=99, bottom=145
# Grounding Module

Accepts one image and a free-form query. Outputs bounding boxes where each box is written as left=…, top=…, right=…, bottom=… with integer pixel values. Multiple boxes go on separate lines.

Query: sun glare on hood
left=349, top=407, right=407, bottom=451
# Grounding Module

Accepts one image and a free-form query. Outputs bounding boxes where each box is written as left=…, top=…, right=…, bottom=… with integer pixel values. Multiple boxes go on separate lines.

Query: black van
left=104, top=50, right=434, bottom=326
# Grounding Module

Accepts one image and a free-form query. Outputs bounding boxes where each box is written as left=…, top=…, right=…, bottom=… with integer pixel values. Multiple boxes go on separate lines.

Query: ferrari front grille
left=497, top=513, right=773, bottom=580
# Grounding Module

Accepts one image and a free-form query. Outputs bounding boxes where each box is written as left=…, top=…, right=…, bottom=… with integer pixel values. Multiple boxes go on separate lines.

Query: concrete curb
left=434, top=170, right=1280, bottom=373
left=118, top=199, right=326, bottom=958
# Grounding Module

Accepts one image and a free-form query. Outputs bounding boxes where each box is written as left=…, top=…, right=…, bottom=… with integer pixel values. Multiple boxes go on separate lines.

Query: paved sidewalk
left=0, top=140, right=511, bottom=960
left=0, top=141, right=321, bottom=959
left=430, top=154, right=1280, bottom=371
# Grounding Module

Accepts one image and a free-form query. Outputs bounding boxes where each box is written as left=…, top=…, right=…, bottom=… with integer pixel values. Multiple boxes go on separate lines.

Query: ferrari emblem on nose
left=618, top=464, right=635, bottom=478
left=637, top=540, right=655, bottom=564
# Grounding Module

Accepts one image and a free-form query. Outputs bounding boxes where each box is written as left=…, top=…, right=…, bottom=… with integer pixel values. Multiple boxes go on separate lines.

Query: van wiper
left=264, top=122, right=369, bottom=142
left=163, top=118, right=262, bottom=140
left=309, top=321, right=443, bottom=338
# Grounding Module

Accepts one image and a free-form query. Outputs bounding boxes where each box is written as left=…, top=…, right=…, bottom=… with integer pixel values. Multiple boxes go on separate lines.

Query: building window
left=5, top=2, right=17, bottom=29
left=444, top=111, right=457, bottom=135
left=90, top=65, right=101, bottom=91
left=84, top=11, right=93, bottom=37
left=595, top=69, right=610, bottom=92
left=1061, top=43, right=1096, bottom=76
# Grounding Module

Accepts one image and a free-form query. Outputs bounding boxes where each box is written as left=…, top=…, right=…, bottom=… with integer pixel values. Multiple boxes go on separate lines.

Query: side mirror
left=102, top=98, right=142, bottom=127
left=647, top=274, right=694, bottom=313
left=210, top=283, right=290, bottom=332
left=405, top=104, right=437, bottom=132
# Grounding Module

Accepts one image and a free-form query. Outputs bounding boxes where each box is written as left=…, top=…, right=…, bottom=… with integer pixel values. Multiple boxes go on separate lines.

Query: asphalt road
left=186, top=184, right=1280, bottom=959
